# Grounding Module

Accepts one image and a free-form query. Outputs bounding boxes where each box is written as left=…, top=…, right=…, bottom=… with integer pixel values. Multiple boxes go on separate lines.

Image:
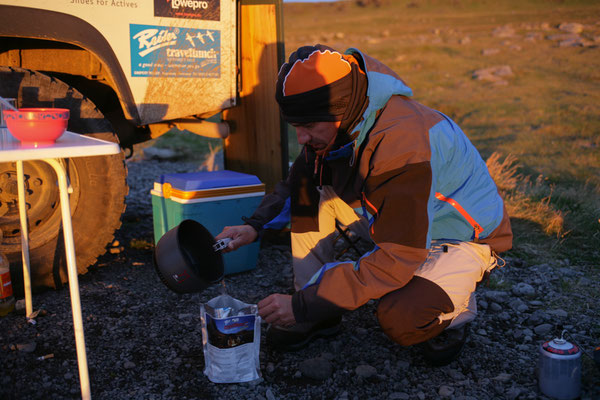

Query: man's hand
left=258, top=294, right=296, bottom=327
left=215, top=225, right=258, bottom=253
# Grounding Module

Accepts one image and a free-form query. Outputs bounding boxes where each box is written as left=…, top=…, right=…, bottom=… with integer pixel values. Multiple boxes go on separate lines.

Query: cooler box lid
left=157, top=170, right=261, bottom=190
left=152, top=170, right=265, bottom=202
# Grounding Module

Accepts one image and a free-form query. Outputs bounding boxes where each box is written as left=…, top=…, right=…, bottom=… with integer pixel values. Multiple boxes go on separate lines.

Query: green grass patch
left=153, top=129, right=223, bottom=162
left=129, top=238, right=153, bottom=250
left=486, top=274, right=513, bottom=291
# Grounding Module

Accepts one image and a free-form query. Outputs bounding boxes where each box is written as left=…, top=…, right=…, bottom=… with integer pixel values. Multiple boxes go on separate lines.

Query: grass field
left=283, top=0, right=600, bottom=275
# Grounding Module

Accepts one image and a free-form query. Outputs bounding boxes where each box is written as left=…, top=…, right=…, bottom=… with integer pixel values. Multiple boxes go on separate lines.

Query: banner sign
left=130, top=24, right=220, bottom=78
left=153, top=0, right=220, bottom=21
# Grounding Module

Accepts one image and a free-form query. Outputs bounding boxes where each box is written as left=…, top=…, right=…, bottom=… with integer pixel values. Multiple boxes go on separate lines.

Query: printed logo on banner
left=130, top=24, right=220, bottom=78
left=154, top=0, right=220, bottom=21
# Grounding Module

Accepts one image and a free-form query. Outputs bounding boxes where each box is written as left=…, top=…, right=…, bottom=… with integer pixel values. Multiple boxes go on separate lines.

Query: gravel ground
left=1, top=157, right=598, bottom=400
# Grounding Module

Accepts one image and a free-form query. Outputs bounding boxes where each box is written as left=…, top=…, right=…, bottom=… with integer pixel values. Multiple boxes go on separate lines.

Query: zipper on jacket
left=435, top=192, right=483, bottom=242
left=349, top=142, right=357, bottom=167
left=361, top=191, right=378, bottom=235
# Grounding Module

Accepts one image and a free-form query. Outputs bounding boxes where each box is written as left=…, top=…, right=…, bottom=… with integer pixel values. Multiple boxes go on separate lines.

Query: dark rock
left=299, top=357, right=333, bottom=380
left=527, top=309, right=550, bottom=326
left=534, top=323, right=553, bottom=336
left=355, top=364, right=377, bottom=379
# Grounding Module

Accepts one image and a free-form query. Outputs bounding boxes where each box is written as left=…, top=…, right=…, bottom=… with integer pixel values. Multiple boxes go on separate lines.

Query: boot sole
left=270, top=323, right=342, bottom=352
left=419, top=325, right=469, bottom=366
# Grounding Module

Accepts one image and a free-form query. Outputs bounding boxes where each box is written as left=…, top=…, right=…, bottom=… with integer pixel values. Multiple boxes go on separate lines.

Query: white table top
left=0, top=128, right=121, bottom=161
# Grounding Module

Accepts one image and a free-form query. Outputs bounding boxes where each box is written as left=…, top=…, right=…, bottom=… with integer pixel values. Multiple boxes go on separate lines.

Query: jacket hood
left=325, top=48, right=413, bottom=163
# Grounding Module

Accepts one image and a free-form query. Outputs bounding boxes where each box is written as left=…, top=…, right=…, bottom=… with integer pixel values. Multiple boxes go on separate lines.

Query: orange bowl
left=2, top=108, right=69, bottom=145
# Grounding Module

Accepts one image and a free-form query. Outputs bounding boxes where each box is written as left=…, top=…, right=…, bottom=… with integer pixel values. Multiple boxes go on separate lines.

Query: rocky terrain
left=0, top=157, right=598, bottom=400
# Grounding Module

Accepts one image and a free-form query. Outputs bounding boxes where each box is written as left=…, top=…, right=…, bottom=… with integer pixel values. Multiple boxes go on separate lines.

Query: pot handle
left=213, top=237, right=232, bottom=252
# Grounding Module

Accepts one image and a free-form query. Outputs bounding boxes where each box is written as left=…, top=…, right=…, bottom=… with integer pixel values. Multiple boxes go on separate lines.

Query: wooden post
left=223, top=0, right=286, bottom=192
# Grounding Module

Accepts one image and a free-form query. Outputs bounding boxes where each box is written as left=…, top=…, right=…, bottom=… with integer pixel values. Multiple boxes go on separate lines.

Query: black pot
left=153, top=219, right=224, bottom=294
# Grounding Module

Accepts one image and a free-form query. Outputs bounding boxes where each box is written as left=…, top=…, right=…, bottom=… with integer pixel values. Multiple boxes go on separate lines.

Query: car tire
left=0, top=66, right=128, bottom=290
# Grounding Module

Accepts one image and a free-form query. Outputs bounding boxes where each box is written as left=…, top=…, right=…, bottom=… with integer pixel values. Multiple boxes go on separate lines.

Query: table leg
left=15, top=161, right=33, bottom=318
left=44, top=158, right=91, bottom=400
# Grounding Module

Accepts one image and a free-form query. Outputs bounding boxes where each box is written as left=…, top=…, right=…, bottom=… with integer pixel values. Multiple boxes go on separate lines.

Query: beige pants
left=415, top=240, right=496, bottom=329
left=291, top=185, right=497, bottom=330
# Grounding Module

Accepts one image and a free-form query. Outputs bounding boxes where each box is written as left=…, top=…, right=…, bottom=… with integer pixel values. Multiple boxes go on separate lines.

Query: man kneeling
left=216, top=44, right=512, bottom=366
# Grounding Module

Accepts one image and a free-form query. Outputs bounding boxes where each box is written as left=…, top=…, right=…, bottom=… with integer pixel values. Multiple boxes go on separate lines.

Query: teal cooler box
left=151, top=170, right=265, bottom=275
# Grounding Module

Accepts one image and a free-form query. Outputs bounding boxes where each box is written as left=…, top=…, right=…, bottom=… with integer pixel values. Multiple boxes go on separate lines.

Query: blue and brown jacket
left=244, top=48, right=513, bottom=323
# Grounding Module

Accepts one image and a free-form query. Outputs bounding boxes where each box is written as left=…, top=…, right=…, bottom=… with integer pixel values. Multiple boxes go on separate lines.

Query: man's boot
left=266, top=317, right=342, bottom=351
left=419, top=323, right=469, bottom=366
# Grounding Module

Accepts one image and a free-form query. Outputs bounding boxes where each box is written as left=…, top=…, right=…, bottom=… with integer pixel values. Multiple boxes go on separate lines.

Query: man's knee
left=376, top=276, right=454, bottom=346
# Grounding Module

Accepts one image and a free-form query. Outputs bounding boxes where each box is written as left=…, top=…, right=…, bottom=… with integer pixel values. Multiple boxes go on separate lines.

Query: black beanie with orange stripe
left=276, top=45, right=369, bottom=139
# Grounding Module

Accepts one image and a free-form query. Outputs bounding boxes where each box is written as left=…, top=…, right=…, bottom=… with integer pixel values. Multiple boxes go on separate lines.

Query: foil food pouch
left=200, top=294, right=261, bottom=383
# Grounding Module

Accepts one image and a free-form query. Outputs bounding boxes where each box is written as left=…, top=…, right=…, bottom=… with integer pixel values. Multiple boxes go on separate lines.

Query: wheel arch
left=0, top=67, right=129, bottom=290
left=0, top=5, right=139, bottom=124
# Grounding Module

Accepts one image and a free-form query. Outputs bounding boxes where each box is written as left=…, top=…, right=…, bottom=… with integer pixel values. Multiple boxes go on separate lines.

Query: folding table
left=0, top=127, right=121, bottom=400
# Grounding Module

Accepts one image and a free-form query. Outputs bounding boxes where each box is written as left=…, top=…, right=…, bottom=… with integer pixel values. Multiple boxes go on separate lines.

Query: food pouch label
left=205, top=314, right=255, bottom=348
left=201, top=294, right=261, bottom=383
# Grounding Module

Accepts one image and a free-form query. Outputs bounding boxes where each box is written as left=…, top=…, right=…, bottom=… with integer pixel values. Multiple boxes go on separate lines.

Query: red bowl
left=2, top=108, right=70, bottom=145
